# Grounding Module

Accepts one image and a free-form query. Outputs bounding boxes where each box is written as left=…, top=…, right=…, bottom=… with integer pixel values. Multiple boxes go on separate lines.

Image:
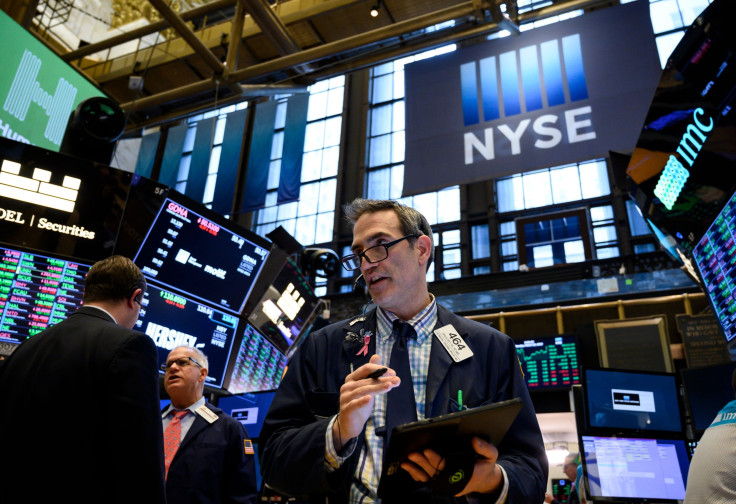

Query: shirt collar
left=83, top=304, right=117, bottom=325
left=162, top=396, right=206, bottom=419
left=376, top=293, right=436, bottom=344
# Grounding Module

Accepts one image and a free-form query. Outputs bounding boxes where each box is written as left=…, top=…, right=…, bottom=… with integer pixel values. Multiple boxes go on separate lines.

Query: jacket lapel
left=341, top=308, right=377, bottom=372
left=425, top=307, right=467, bottom=417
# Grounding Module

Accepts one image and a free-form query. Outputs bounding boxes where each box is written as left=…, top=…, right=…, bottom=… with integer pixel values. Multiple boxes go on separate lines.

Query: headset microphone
left=353, top=274, right=365, bottom=290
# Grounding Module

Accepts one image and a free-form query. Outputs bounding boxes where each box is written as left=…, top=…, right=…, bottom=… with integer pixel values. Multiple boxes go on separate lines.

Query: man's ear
left=415, top=234, right=432, bottom=265
left=129, top=288, right=143, bottom=308
left=199, top=367, right=208, bottom=383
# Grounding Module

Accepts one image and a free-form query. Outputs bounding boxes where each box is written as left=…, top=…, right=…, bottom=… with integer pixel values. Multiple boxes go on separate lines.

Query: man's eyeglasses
left=340, top=234, right=418, bottom=271
left=161, top=356, right=202, bottom=371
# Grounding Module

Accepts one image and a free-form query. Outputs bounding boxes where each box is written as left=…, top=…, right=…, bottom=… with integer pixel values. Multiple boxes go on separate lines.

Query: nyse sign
left=403, top=1, right=660, bottom=196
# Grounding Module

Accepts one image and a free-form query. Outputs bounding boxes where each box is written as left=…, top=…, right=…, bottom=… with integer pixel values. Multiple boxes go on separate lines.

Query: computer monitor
left=217, top=390, right=276, bottom=439
left=515, top=334, right=580, bottom=389
left=681, top=361, right=736, bottom=434
left=133, top=192, right=271, bottom=315
left=245, top=256, right=321, bottom=356
left=551, top=478, right=573, bottom=503
left=691, top=189, right=736, bottom=345
left=583, top=368, right=683, bottom=434
left=0, top=245, right=90, bottom=346
left=226, top=323, right=287, bottom=394
left=135, top=283, right=240, bottom=389
left=580, top=435, right=689, bottom=503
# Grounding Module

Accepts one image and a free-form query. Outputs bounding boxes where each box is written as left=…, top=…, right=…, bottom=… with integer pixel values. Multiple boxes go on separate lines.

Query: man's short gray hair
left=343, top=198, right=434, bottom=271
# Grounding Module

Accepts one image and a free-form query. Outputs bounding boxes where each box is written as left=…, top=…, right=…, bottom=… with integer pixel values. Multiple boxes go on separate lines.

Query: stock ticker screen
left=692, top=189, right=736, bottom=342
left=135, top=283, right=239, bottom=389
left=0, top=246, right=88, bottom=346
left=134, top=198, right=270, bottom=315
left=515, top=334, right=580, bottom=389
left=227, top=323, right=287, bottom=394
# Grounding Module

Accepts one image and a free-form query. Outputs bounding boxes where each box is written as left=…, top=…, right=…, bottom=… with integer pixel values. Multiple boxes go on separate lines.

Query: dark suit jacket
left=0, top=306, right=166, bottom=504
left=165, top=402, right=258, bottom=504
left=259, top=305, right=548, bottom=504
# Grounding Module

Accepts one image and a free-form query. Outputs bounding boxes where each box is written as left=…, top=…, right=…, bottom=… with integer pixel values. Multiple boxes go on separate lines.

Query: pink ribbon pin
left=355, top=333, right=370, bottom=356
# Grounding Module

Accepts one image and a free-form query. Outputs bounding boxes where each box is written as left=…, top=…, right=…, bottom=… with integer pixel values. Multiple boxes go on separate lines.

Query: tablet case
left=377, top=397, right=523, bottom=498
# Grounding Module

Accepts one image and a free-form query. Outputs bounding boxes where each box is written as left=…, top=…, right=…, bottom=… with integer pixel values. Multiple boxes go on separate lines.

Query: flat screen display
left=584, top=368, right=682, bottom=433
left=0, top=245, right=89, bottom=346
left=0, top=137, right=131, bottom=261
left=227, top=323, right=287, bottom=394
left=113, top=174, right=169, bottom=259
left=625, top=0, right=736, bottom=253
left=135, top=283, right=239, bottom=388
left=692, top=189, right=736, bottom=342
left=133, top=195, right=271, bottom=314
left=217, top=390, right=276, bottom=439
left=681, top=361, right=736, bottom=433
left=580, top=435, right=689, bottom=502
left=515, top=334, right=580, bottom=389
left=0, top=10, right=107, bottom=152
left=246, top=258, right=320, bottom=355
left=551, top=479, right=573, bottom=503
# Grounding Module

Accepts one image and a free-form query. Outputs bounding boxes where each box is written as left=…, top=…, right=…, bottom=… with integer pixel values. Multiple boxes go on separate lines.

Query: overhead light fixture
left=370, top=0, right=381, bottom=17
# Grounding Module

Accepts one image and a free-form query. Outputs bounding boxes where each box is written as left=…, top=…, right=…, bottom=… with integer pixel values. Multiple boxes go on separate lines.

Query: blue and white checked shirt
left=324, top=296, right=510, bottom=503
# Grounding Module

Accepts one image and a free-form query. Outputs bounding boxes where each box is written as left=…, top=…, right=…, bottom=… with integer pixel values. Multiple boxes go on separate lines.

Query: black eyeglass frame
left=340, top=234, right=419, bottom=271
left=161, top=356, right=202, bottom=372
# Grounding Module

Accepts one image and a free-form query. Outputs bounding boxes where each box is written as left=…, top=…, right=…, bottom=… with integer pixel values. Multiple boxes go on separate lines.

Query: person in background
left=162, top=345, right=258, bottom=504
left=259, top=198, right=547, bottom=503
left=0, top=255, right=165, bottom=504
left=683, top=369, right=736, bottom=503
left=562, top=453, right=581, bottom=504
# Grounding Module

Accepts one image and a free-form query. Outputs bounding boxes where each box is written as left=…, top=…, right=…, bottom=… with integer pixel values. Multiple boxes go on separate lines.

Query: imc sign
left=403, top=1, right=661, bottom=195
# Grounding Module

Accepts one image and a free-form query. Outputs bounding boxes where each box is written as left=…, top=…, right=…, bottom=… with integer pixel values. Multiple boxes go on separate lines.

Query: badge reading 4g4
left=434, top=324, right=473, bottom=363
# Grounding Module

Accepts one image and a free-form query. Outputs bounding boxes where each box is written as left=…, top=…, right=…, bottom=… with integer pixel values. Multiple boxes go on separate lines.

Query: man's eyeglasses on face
left=340, top=234, right=418, bottom=271
left=161, top=356, right=202, bottom=372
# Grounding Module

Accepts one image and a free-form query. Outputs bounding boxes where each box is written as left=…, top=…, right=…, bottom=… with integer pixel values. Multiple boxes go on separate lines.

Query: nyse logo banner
left=403, top=1, right=660, bottom=195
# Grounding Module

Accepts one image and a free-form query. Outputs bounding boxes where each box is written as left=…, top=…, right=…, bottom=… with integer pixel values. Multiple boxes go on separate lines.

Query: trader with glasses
left=162, top=345, right=257, bottom=504
left=259, top=198, right=547, bottom=503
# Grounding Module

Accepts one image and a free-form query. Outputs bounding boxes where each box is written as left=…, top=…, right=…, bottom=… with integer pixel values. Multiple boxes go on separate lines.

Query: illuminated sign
left=403, top=1, right=660, bottom=195
left=0, top=160, right=81, bottom=212
left=0, top=10, right=106, bottom=152
left=653, top=107, right=714, bottom=210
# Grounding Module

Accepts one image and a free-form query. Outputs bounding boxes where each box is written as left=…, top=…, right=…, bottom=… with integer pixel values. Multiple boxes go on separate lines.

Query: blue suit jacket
left=259, top=305, right=547, bottom=503
left=166, top=403, right=258, bottom=504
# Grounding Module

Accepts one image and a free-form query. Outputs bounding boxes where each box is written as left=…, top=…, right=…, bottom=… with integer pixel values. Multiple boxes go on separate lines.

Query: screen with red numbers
left=515, top=334, right=580, bottom=389
left=133, top=194, right=271, bottom=315
left=0, top=245, right=89, bottom=348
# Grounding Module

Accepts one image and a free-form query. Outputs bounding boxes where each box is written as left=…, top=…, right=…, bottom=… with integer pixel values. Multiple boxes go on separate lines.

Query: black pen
left=367, top=367, right=388, bottom=379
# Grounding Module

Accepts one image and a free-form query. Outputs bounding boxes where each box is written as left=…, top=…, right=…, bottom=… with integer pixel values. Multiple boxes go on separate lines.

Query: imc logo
left=460, top=34, right=588, bottom=125
left=3, top=49, right=78, bottom=146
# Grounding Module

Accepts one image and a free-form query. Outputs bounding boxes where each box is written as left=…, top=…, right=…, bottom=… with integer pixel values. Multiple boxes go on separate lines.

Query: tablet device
left=377, top=397, right=523, bottom=497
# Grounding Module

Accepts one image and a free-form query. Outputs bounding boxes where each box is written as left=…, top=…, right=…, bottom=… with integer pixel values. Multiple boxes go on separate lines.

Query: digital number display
left=692, top=190, right=736, bottom=342
left=0, top=246, right=88, bottom=344
left=227, top=323, right=287, bottom=394
left=134, top=198, right=269, bottom=314
left=135, top=283, right=239, bottom=388
left=515, top=335, right=580, bottom=389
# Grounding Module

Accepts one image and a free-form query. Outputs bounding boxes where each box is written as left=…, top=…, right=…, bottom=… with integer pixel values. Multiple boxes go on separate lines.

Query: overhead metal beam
left=121, top=1, right=481, bottom=113
left=238, top=0, right=301, bottom=55
left=61, top=0, right=236, bottom=62
left=120, top=0, right=615, bottom=118
left=147, top=0, right=226, bottom=74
